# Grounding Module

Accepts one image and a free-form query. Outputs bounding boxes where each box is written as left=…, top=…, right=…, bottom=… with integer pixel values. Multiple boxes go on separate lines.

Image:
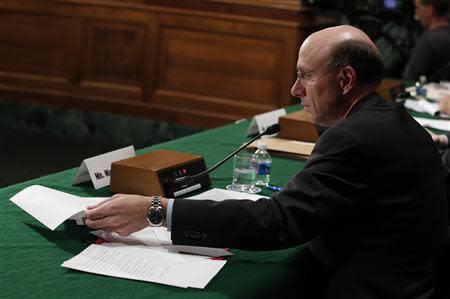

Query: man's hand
left=439, top=95, right=450, bottom=115
left=431, top=133, right=449, bottom=149
left=84, top=194, right=168, bottom=236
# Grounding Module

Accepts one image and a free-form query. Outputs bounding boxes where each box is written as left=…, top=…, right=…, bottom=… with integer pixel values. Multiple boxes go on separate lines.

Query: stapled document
left=61, top=242, right=226, bottom=289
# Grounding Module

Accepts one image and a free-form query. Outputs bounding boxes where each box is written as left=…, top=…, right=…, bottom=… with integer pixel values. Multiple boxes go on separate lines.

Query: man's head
left=414, top=0, right=449, bottom=28
left=291, top=25, right=383, bottom=127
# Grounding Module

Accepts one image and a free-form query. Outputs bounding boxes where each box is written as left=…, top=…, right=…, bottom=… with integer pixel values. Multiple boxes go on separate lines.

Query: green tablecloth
left=0, top=118, right=320, bottom=299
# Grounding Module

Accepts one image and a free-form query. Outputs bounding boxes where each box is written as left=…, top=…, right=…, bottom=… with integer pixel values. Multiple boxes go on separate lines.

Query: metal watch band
left=147, top=195, right=164, bottom=227
left=151, top=195, right=161, bottom=209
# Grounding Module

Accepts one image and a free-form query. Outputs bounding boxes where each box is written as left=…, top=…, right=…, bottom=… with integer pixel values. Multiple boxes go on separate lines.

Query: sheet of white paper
left=9, top=185, right=107, bottom=230
left=73, top=145, right=135, bottom=189
left=185, top=188, right=268, bottom=202
left=61, top=243, right=226, bottom=289
left=90, top=227, right=233, bottom=257
left=414, top=117, right=450, bottom=132
left=404, top=99, right=440, bottom=116
left=91, top=227, right=171, bottom=246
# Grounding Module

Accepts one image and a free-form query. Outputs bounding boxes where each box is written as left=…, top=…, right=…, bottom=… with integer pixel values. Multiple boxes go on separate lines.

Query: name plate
left=246, top=108, right=286, bottom=136
left=72, top=145, right=135, bottom=189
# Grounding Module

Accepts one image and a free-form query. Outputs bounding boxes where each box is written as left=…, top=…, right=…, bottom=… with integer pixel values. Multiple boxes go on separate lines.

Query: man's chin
left=303, top=107, right=313, bottom=118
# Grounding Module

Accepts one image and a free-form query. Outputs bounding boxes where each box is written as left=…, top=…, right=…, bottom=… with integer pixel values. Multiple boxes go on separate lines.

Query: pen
left=266, top=184, right=283, bottom=191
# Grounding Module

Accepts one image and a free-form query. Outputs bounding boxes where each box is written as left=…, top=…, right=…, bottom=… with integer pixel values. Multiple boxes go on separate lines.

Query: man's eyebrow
left=297, top=66, right=311, bottom=72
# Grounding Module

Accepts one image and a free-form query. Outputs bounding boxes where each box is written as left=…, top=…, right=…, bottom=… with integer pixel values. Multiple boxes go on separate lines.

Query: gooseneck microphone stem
left=174, top=123, right=281, bottom=185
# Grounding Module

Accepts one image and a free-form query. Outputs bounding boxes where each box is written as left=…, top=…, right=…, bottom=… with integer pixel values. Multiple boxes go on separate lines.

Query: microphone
left=173, top=123, right=281, bottom=186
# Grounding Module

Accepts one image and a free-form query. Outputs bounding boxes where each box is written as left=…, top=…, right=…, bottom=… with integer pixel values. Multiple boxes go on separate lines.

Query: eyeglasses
left=297, top=65, right=332, bottom=85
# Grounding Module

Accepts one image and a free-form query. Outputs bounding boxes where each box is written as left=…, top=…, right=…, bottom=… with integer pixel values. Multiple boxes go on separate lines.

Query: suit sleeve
left=171, top=128, right=367, bottom=250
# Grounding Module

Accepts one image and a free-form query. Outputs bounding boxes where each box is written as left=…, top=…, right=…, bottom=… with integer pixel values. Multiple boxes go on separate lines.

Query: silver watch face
left=148, top=207, right=164, bottom=226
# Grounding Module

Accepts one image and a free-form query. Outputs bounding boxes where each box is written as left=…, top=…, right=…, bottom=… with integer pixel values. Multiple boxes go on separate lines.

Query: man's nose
left=291, top=78, right=306, bottom=98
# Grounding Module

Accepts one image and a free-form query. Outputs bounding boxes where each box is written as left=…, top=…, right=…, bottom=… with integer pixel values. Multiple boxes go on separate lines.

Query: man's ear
left=339, top=66, right=356, bottom=95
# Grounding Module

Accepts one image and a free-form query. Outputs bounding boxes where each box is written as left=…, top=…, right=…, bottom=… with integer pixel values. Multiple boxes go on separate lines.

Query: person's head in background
left=291, top=25, right=383, bottom=127
left=414, top=0, right=449, bottom=29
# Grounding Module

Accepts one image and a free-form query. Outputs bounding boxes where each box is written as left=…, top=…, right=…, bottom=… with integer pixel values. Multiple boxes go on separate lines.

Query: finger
left=116, top=223, right=147, bottom=237
left=85, top=200, right=116, bottom=220
left=86, top=196, right=117, bottom=210
left=103, top=227, right=113, bottom=235
left=85, top=216, right=111, bottom=230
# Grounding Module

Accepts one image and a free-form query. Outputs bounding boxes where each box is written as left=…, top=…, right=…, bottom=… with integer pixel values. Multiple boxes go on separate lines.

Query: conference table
left=0, top=111, right=321, bottom=299
left=1, top=102, right=447, bottom=298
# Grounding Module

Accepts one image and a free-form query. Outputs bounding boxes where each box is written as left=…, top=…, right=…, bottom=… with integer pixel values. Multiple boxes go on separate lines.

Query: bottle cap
left=257, top=141, right=267, bottom=150
left=419, top=75, right=427, bottom=84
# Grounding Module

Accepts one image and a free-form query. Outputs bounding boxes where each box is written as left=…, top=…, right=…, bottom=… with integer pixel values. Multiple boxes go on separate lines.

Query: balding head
left=300, top=25, right=383, bottom=86
left=291, top=25, right=384, bottom=126
left=306, top=25, right=376, bottom=49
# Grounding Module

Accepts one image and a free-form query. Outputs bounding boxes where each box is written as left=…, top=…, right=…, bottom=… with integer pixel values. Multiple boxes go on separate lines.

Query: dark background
left=0, top=101, right=200, bottom=188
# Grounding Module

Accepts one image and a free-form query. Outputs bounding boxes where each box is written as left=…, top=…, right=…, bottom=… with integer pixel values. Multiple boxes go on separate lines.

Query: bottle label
left=257, top=162, right=271, bottom=175
left=416, top=86, right=427, bottom=97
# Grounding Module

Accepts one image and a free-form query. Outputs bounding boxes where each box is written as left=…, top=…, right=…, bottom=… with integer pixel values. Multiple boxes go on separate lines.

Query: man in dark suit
left=85, top=25, right=448, bottom=299
left=402, top=0, right=450, bottom=82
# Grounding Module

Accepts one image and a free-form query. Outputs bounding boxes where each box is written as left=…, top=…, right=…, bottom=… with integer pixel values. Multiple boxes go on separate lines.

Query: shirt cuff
left=166, top=198, right=174, bottom=231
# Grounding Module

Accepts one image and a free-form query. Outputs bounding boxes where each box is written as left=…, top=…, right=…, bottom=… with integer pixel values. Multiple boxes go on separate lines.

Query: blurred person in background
left=403, top=0, right=450, bottom=82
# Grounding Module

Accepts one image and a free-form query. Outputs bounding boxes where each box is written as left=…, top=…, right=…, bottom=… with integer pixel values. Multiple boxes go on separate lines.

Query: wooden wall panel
left=151, top=12, right=302, bottom=120
left=0, top=12, right=76, bottom=90
left=80, top=20, right=147, bottom=100
left=0, top=0, right=318, bottom=128
left=158, top=28, right=281, bottom=102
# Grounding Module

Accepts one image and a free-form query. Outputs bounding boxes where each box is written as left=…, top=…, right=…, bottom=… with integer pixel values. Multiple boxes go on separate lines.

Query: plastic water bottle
left=254, top=141, right=271, bottom=186
left=415, top=75, right=427, bottom=100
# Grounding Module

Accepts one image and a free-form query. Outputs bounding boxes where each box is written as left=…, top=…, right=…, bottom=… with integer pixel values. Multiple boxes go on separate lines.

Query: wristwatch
left=147, top=196, right=165, bottom=227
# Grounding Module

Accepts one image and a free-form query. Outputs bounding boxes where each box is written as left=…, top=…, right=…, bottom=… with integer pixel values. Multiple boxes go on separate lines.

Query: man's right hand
left=84, top=194, right=169, bottom=236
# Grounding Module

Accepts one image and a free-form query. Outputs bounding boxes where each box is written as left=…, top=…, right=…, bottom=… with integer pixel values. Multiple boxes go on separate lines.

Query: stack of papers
left=404, top=99, right=440, bottom=116
left=9, top=185, right=266, bottom=288
left=413, top=117, right=450, bottom=132
left=247, top=138, right=314, bottom=159
left=61, top=242, right=226, bottom=288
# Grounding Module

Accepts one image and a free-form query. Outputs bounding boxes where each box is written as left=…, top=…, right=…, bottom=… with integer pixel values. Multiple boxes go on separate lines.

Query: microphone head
left=263, top=123, right=281, bottom=135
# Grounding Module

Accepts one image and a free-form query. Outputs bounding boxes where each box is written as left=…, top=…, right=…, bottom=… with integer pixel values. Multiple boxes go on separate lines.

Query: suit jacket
left=171, top=93, right=448, bottom=299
